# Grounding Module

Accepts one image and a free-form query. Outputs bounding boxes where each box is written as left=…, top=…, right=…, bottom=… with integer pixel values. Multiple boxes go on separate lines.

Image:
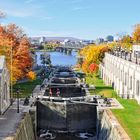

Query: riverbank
left=86, top=75, right=140, bottom=140
left=35, top=49, right=55, bottom=52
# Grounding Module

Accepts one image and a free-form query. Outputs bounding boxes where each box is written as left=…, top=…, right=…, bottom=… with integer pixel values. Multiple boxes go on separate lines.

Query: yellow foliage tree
left=80, top=44, right=111, bottom=74
left=120, top=35, right=133, bottom=49
left=133, top=24, right=140, bottom=44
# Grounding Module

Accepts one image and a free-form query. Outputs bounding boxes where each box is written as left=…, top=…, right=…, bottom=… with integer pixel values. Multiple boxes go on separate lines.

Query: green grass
left=86, top=75, right=116, bottom=98
left=86, top=75, right=140, bottom=140
left=13, top=78, right=43, bottom=98
left=112, top=99, right=140, bottom=140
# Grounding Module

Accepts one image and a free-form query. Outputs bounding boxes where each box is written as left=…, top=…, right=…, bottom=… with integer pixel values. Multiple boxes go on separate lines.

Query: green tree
left=120, top=35, right=133, bottom=49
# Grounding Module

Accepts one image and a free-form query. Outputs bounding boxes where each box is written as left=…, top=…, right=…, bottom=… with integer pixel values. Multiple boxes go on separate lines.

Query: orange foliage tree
left=0, top=24, right=33, bottom=83
left=26, top=71, right=36, bottom=81
left=89, top=63, right=99, bottom=74
left=82, top=60, right=90, bottom=73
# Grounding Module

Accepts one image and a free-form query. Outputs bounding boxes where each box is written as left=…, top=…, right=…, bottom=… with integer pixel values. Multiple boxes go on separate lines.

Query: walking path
left=0, top=101, right=30, bottom=139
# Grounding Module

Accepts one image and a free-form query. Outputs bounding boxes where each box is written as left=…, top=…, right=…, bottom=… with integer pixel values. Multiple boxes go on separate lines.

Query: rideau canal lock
left=0, top=51, right=129, bottom=140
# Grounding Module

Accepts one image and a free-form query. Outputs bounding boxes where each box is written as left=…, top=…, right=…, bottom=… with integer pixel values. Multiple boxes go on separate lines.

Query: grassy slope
left=86, top=75, right=140, bottom=140
left=112, top=99, right=140, bottom=140
left=13, top=78, right=42, bottom=98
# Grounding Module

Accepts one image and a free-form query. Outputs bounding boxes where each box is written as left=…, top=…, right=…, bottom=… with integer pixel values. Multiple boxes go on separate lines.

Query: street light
left=117, top=46, right=120, bottom=57
left=114, top=47, right=117, bottom=56
left=10, top=46, right=13, bottom=105
left=16, top=87, right=20, bottom=113
left=121, top=48, right=123, bottom=58
left=124, top=48, right=127, bottom=60
left=129, top=48, right=132, bottom=61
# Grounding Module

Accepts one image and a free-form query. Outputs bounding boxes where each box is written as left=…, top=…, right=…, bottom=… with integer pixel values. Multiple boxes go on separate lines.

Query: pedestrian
left=56, top=88, right=60, bottom=97
left=49, top=88, right=52, bottom=96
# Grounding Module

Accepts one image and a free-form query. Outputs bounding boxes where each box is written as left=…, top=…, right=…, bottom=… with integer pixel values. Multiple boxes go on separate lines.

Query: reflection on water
left=36, top=51, right=77, bottom=66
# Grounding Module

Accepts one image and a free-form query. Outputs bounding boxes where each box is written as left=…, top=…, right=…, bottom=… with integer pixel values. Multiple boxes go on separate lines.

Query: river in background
left=36, top=51, right=77, bottom=66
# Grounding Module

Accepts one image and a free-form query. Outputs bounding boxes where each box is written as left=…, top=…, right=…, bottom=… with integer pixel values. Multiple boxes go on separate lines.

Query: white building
left=0, top=56, right=10, bottom=114
left=100, top=53, right=140, bottom=104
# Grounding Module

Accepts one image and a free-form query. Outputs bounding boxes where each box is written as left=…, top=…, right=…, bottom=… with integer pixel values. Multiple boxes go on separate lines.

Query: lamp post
left=10, top=46, right=13, bottom=104
left=129, top=48, right=132, bottom=61
left=114, top=47, right=116, bottom=56
left=124, top=48, right=127, bottom=60
left=121, top=48, right=123, bottom=58
left=117, top=46, right=120, bottom=57
left=16, top=87, right=20, bottom=113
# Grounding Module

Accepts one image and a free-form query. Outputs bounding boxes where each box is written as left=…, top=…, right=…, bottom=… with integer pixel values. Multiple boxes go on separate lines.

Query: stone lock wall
left=97, top=109, right=131, bottom=140
left=4, top=113, right=35, bottom=140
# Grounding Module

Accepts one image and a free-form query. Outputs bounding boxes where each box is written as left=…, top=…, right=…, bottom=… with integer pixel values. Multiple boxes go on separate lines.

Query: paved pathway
left=0, top=101, right=29, bottom=139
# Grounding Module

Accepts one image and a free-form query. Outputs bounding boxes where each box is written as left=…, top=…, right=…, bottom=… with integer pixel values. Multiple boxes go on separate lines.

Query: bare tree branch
left=0, top=11, right=6, bottom=18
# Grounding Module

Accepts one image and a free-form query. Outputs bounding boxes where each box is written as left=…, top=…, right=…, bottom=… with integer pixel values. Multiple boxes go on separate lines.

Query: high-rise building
left=96, top=38, right=104, bottom=44
left=106, top=35, right=114, bottom=42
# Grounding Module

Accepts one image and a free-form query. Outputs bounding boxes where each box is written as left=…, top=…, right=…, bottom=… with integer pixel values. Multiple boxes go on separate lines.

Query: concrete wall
left=97, top=109, right=130, bottom=140
left=100, top=53, right=140, bottom=104
left=0, top=56, right=10, bottom=114
left=37, top=101, right=97, bottom=132
left=4, top=113, right=35, bottom=140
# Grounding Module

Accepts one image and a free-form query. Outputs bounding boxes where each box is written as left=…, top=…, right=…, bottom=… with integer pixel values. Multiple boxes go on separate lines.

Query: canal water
left=36, top=51, right=77, bottom=66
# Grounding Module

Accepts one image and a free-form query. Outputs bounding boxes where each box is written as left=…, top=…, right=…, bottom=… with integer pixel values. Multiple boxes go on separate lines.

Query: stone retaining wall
left=97, top=109, right=131, bottom=140
left=4, top=113, right=35, bottom=140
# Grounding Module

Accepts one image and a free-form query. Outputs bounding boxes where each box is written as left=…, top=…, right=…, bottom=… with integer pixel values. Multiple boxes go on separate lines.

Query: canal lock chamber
left=33, top=66, right=129, bottom=140
left=36, top=100, right=97, bottom=140
left=36, top=66, right=97, bottom=140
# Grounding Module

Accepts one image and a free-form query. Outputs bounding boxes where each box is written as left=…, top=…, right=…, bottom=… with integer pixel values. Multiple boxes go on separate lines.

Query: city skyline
left=0, top=0, right=140, bottom=39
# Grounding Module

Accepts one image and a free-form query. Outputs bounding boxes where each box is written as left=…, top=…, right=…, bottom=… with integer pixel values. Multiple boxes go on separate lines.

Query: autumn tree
left=0, top=24, right=33, bottom=83
left=82, top=60, right=90, bottom=73
left=26, top=71, right=36, bottom=81
left=133, top=24, right=140, bottom=44
left=80, top=44, right=111, bottom=74
left=89, top=63, right=99, bottom=74
left=0, top=11, right=6, bottom=19
left=120, top=35, right=133, bottom=49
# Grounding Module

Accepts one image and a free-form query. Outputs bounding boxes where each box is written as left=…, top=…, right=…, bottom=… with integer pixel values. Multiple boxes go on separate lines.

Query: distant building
left=80, top=40, right=94, bottom=45
left=39, top=36, right=46, bottom=44
left=96, top=38, right=104, bottom=44
left=0, top=56, right=10, bottom=114
left=106, top=35, right=114, bottom=42
left=29, top=37, right=40, bottom=45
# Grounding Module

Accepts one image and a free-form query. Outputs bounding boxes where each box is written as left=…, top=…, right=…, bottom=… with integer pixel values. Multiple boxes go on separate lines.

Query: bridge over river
left=55, top=42, right=85, bottom=55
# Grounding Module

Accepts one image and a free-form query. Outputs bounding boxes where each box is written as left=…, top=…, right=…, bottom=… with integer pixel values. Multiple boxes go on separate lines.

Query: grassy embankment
left=13, top=78, right=43, bottom=98
left=86, top=75, right=140, bottom=140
